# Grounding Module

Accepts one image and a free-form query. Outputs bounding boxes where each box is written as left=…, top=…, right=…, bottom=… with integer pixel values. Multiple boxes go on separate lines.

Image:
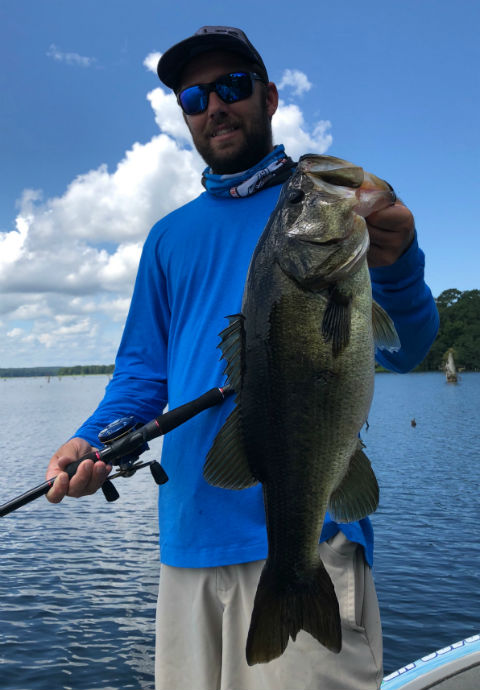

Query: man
left=46, top=26, right=439, bottom=690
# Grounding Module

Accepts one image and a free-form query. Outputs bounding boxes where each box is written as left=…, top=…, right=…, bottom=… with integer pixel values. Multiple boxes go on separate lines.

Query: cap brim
left=157, top=34, right=266, bottom=91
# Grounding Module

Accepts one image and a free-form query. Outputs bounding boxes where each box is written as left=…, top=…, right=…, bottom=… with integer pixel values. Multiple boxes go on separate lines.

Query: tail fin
left=246, top=561, right=341, bottom=665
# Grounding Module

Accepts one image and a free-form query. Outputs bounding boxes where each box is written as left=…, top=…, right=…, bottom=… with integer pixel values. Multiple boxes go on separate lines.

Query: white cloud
left=0, top=130, right=204, bottom=300
left=143, top=52, right=162, bottom=73
left=278, top=69, right=312, bottom=97
left=0, top=189, right=36, bottom=267
left=8, top=299, right=51, bottom=321
left=7, top=328, right=24, bottom=338
left=273, top=101, right=332, bottom=159
left=147, top=88, right=192, bottom=143
left=0, top=62, right=332, bottom=367
left=47, top=44, right=96, bottom=68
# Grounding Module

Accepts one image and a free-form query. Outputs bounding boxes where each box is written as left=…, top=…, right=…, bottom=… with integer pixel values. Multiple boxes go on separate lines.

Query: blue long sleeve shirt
left=74, top=184, right=439, bottom=568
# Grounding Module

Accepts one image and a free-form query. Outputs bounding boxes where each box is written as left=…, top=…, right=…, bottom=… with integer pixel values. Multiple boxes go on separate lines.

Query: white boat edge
left=381, top=634, right=480, bottom=689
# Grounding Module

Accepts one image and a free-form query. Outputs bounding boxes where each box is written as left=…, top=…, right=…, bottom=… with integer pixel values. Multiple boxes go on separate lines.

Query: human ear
left=265, top=82, right=279, bottom=118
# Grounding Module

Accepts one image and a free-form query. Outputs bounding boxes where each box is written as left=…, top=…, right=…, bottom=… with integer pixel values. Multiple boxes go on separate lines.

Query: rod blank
left=0, top=385, right=232, bottom=517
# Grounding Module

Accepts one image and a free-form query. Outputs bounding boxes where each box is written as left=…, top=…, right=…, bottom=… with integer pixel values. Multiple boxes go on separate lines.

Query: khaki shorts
left=155, top=532, right=383, bottom=690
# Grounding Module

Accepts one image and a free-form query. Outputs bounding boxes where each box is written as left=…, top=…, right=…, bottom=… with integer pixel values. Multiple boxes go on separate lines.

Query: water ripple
left=1, top=373, right=479, bottom=685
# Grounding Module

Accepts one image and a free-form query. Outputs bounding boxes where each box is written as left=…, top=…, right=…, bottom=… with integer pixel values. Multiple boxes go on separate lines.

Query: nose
left=206, top=90, right=228, bottom=117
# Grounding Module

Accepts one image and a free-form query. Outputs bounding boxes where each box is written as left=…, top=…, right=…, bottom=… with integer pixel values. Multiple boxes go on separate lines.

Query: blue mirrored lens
left=216, top=73, right=251, bottom=103
left=178, top=72, right=254, bottom=115
left=179, top=85, right=208, bottom=115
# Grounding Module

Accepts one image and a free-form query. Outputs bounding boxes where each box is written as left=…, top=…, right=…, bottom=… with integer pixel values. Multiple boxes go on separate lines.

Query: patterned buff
left=201, top=145, right=295, bottom=198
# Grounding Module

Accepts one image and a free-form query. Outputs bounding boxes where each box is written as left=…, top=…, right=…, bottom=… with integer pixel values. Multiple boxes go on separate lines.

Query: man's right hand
left=46, top=437, right=112, bottom=503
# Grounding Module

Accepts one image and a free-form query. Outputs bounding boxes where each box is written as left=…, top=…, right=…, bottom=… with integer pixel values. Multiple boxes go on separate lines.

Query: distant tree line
left=415, top=289, right=480, bottom=371
left=2, top=289, right=479, bottom=377
left=0, top=366, right=60, bottom=378
left=0, top=365, right=114, bottom=378
left=57, top=364, right=114, bottom=376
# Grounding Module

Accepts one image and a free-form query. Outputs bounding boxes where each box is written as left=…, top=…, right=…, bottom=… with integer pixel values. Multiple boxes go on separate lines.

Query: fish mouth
left=324, top=232, right=370, bottom=280
left=291, top=230, right=369, bottom=279
left=290, top=223, right=356, bottom=246
left=296, top=236, right=344, bottom=247
left=305, top=165, right=364, bottom=189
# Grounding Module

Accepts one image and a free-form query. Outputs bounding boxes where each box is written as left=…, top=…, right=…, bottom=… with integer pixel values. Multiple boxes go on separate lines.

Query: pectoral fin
left=328, top=441, right=379, bottom=522
left=322, top=287, right=352, bottom=357
left=372, top=301, right=401, bottom=351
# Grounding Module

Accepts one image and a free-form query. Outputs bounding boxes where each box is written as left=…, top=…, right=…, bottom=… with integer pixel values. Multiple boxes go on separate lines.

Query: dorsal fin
left=218, top=314, right=245, bottom=391
left=204, top=314, right=258, bottom=489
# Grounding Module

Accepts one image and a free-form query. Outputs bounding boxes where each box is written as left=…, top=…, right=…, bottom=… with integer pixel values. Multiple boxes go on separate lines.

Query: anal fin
left=328, top=441, right=379, bottom=522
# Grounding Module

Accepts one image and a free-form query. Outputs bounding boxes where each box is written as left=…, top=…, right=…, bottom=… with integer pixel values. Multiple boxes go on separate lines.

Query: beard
left=190, top=100, right=274, bottom=175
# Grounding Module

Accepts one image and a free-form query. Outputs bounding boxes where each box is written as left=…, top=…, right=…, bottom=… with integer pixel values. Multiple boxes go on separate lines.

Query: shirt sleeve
left=73, top=225, right=170, bottom=446
left=370, top=233, right=439, bottom=373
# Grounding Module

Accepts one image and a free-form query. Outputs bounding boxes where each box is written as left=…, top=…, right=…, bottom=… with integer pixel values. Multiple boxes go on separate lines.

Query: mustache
left=207, top=114, right=242, bottom=137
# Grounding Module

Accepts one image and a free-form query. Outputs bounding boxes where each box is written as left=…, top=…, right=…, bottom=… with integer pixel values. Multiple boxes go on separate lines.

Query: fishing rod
left=0, top=385, right=233, bottom=518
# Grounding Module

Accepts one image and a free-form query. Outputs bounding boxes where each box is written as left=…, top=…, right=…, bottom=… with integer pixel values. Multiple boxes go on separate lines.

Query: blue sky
left=0, top=0, right=478, bottom=366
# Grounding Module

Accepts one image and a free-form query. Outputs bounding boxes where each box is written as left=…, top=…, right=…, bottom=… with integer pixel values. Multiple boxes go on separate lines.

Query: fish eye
left=288, top=189, right=305, bottom=204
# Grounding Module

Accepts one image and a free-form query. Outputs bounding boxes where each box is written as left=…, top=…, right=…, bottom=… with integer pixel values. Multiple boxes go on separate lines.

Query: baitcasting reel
left=0, top=385, right=232, bottom=518
left=97, top=416, right=168, bottom=502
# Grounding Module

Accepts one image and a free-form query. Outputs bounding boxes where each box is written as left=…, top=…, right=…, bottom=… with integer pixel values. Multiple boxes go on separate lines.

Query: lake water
left=0, top=372, right=479, bottom=689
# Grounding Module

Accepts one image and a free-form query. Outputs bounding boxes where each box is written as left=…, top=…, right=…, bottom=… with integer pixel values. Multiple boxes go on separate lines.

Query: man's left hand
left=366, top=201, right=415, bottom=268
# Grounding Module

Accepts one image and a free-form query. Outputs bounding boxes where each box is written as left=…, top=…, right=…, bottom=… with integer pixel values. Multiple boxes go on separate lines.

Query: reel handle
left=101, top=480, right=120, bottom=502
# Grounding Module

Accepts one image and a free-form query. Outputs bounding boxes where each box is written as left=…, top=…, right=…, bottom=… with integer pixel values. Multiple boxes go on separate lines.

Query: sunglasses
left=177, top=71, right=265, bottom=115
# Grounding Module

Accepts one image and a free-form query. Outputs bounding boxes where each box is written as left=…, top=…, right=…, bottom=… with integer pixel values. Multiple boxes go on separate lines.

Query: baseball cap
left=157, top=26, right=269, bottom=92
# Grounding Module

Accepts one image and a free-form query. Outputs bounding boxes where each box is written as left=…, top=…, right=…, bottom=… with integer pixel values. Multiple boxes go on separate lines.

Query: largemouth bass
left=204, top=154, right=400, bottom=665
